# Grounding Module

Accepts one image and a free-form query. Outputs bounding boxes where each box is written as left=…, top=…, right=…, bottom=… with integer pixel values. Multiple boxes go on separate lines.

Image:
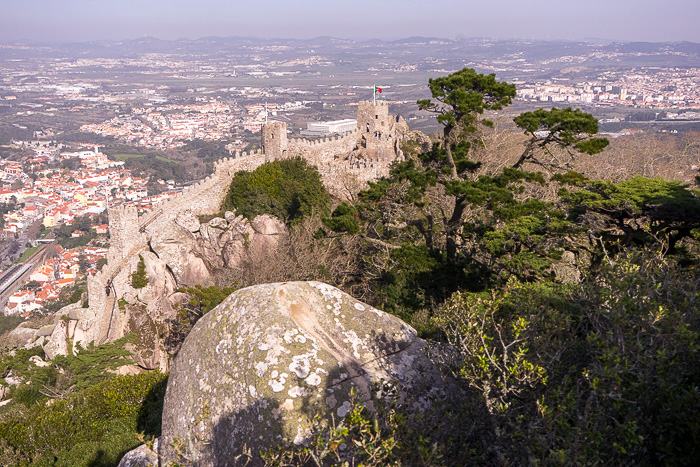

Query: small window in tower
left=375, top=115, right=378, bottom=119
left=272, top=134, right=274, bottom=139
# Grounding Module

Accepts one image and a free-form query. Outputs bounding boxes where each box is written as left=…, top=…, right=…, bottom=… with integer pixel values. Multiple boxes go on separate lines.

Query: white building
left=301, top=119, right=357, bottom=137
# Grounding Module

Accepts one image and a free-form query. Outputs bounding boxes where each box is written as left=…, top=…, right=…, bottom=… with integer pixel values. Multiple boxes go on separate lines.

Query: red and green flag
left=373, top=85, right=383, bottom=103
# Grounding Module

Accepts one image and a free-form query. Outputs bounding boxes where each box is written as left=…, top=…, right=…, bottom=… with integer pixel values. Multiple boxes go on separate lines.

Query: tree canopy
left=418, top=68, right=517, bottom=179
left=513, top=107, right=610, bottom=170
left=222, top=157, right=330, bottom=224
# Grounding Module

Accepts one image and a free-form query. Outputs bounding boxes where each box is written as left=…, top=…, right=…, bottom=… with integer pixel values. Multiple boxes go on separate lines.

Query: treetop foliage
left=418, top=68, right=517, bottom=181
left=557, top=175, right=700, bottom=254
left=418, top=68, right=517, bottom=133
left=514, top=107, right=603, bottom=147
left=558, top=174, right=700, bottom=218
left=223, top=157, right=330, bottom=224
left=513, top=107, right=610, bottom=170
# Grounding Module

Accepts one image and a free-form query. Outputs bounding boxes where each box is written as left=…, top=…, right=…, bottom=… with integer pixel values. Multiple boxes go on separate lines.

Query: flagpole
left=373, top=85, right=376, bottom=104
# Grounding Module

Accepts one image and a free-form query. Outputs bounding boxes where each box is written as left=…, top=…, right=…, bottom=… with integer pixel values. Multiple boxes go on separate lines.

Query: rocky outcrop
left=43, top=302, right=85, bottom=359
left=160, top=281, right=447, bottom=467
left=122, top=304, right=169, bottom=371
left=33, top=212, right=286, bottom=370
left=6, top=322, right=42, bottom=348
left=220, top=214, right=285, bottom=271
left=137, top=252, right=177, bottom=304
left=551, top=250, right=582, bottom=283
left=117, top=439, right=159, bottom=467
left=406, top=129, right=433, bottom=154
left=149, top=211, right=286, bottom=286
left=149, top=215, right=204, bottom=285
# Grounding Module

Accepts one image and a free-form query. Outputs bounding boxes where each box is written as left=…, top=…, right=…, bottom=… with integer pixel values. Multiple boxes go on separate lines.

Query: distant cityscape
left=0, top=144, right=192, bottom=315
left=517, top=68, right=700, bottom=110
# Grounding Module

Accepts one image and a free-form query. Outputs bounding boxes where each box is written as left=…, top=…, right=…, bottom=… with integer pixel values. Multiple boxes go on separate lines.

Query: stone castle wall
left=71, top=101, right=407, bottom=349
left=135, top=101, right=406, bottom=228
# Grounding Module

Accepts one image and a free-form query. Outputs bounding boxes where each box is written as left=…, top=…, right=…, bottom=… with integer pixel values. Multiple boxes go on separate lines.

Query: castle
left=44, top=101, right=409, bottom=358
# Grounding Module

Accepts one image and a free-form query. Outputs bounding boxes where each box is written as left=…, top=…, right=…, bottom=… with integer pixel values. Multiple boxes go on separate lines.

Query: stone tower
left=357, top=101, right=390, bottom=135
left=261, top=121, right=288, bottom=161
left=107, top=204, right=139, bottom=262
left=356, top=101, right=394, bottom=160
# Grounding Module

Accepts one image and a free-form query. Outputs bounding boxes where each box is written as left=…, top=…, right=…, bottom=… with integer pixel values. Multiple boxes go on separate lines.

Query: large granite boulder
left=43, top=302, right=84, bottom=359
left=175, top=209, right=201, bottom=233
left=160, top=282, right=445, bottom=466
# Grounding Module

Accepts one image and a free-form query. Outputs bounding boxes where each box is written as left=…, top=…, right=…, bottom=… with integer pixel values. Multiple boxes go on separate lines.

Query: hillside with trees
left=1, top=68, right=699, bottom=466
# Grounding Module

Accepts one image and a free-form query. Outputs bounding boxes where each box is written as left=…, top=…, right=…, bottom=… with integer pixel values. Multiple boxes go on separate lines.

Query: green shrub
left=222, top=157, right=330, bottom=224
left=130, top=255, right=148, bottom=289
left=433, top=252, right=700, bottom=465
left=0, top=372, right=167, bottom=467
left=322, top=202, right=360, bottom=234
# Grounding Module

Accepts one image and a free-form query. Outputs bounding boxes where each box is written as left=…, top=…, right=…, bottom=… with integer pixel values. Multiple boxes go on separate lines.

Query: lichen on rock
left=118, top=438, right=159, bottom=467
left=160, top=281, right=446, bottom=466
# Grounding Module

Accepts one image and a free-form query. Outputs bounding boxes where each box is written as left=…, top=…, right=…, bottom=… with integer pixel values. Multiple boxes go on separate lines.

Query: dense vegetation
left=222, top=157, right=330, bottom=224
left=182, top=139, right=230, bottom=163
left=0, top=336, right=136, bottom=407
left=0, top=336, right=164, bottom=466
left=112, top=153, right=188, bottom=182
left=0, top=372, right=166, bottom=466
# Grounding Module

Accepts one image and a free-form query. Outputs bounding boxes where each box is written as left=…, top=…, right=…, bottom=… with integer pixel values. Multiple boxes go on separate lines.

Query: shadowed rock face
left=160, top=281, right=445, bottom=466
left=149, top=212, right=286, bottom=287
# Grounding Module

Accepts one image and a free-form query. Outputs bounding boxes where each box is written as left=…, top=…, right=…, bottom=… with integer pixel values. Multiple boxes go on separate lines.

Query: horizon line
left=3, top=35, right=699, bottom=47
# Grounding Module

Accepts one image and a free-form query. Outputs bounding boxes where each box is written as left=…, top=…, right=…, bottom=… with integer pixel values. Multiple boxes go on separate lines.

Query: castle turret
left=261, top=121, right=288, bottom=161
left=356, top=101, right=395, bottom=160
left=107, top=204, right=139, bottom=262
left=357, top=101, right=390, bottom=135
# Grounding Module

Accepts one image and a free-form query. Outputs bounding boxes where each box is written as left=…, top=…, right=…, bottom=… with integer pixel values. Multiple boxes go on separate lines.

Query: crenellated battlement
left=131, top=101, right=404, bottom=229
left=288, top=128, right=361, bottom=148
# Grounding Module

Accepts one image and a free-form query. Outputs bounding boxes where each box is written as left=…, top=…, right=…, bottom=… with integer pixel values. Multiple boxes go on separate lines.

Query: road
left=0, top=244, right=52, bottom=313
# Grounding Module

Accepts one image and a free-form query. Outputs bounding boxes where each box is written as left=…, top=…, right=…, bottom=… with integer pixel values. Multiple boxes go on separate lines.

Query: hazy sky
left=2, top=0, right=699, bottom=43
